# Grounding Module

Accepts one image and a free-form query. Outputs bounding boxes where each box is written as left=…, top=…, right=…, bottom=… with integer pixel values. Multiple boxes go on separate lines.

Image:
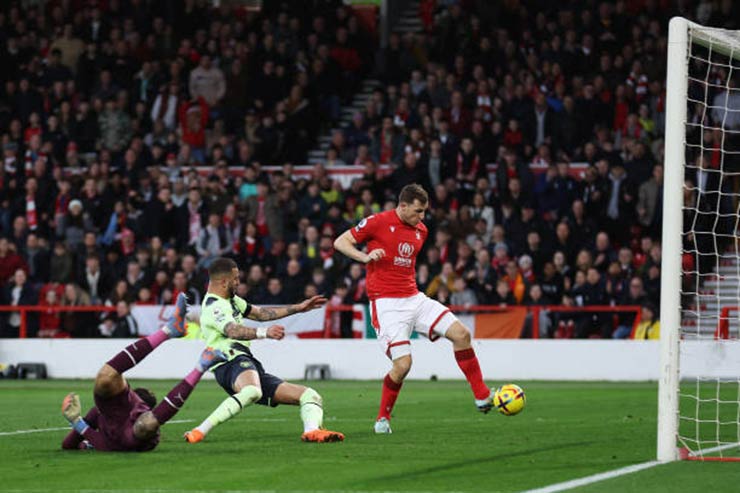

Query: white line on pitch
left=0, top=416, right=484, bottom=437
left=0, top=427, right=70, bottom=436
left=520, top=460, right=661, bottom=493
left=0, top=419, right=195, bottom=437
left=689, top=441, right=740, bottom=457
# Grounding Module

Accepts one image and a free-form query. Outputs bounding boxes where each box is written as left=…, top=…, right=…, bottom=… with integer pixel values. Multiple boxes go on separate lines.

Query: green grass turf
left=0, top=379, right=738, bottom=492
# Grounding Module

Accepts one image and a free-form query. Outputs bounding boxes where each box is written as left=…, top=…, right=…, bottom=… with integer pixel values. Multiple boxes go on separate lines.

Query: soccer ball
left=493, top=384, right=526, bottom=416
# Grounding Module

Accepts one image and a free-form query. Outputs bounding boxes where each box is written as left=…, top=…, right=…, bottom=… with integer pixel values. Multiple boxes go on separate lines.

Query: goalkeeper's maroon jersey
left=93, top=387, right=159, bottom=451
left=350, top=210, right=427, bottom=301
left=62, top=388, right=159, bottom=452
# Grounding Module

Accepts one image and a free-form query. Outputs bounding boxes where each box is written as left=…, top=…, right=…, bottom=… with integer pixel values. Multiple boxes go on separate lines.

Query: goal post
left=659, top=17, right=740, bottom=462
left=658, top=17, right=688, bottom=463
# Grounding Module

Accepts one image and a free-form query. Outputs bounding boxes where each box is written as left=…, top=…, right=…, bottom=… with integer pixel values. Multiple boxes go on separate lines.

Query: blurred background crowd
left=1, top=0, right=738, bottom=339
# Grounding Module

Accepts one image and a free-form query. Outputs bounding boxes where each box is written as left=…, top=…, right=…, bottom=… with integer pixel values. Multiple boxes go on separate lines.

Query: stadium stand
left=1, top=0, right=736, bottom=339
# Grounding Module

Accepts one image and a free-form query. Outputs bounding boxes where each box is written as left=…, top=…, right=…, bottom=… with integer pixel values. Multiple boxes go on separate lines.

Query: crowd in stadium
left=0, top=0, right=737, bottom=339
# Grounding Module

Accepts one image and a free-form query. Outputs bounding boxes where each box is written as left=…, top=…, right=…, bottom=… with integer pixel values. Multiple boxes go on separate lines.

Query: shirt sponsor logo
left=394, top=242, right=414, bottom=267
left=398, top=242, right=414, bottom=257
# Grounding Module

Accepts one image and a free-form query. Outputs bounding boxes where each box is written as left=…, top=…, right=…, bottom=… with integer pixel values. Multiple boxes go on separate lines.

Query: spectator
left=299, top=182, right=328, bottom=229
left=262, top=277, right=288, bottom=305
left=142, top=187, right=179, bottom=244
left=244, top=181, right=282, bottom=241
left=188, top=55, right=225, bottom=110
left=0, top=269, right=38, bottom=337
left=416, top=263, right=432, bottom=294
left=60, top=283, right=96, bottom=338
left=0, top=237, right=28, bottom=287
left=328, top=283, right=351, bottom=339
left=605, top=164, right=636, bottom=243
left=502, top=260, right=526, bottom=304
left=426, top=262, right=456, bottom=298
left=593, top=231, right=616, bottom=273
left=524, top=284, right=552, bottom=338
left=613, top=276, right=649, bottom=339
left=172, top=270, right=201, bottom=306
left=632, top=302, right=660, bottom=340
left=23, top=233, right=50, bottom=284
left=343, top=263, right=368, bottom=304
left=38, top=285, right=66, bottom=338
left=49, top=241, right=75, bottom=284
left=637, top=163, right=663, bottom=236
left=370, top=117, right=404, bottom=165
left=490, top=279, right=516, bottom=307
left=151, top=82, right=181, bottom=131
left=450, top=277, right=477, bottom=309
left=523, top=92, right=556, bottom=149
left=98, top=98, right=132, bottom=153
left=283, top=259, right=307, bottom=304
left=574, top=268, right=610, bottom=338
left=196, top=213, right=233, bottom=269
left=108, top=300, right=139, bottom=338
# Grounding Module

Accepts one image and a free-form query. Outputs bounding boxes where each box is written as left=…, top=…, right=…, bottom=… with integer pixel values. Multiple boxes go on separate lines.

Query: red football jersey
left=350, top=209, right=428, bottom=300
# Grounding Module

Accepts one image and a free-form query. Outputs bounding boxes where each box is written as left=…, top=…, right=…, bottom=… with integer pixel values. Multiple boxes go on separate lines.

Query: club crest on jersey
left=394, top=242, right=414, bottom=267
left=416, top=230, right=421, bottom=240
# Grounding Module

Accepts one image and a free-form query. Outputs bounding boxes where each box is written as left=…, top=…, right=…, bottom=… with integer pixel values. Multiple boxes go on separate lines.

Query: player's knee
left=133, top=412, right=160, bottom=440
left=458, top=327, right=472, bottom=345
left=300, top=387, right=323, bottom=407
left=94, top=364, right=120, bottom=396
left=446, top=323, right=471, bottom=345
left=235, top=385, right=262, bottom=406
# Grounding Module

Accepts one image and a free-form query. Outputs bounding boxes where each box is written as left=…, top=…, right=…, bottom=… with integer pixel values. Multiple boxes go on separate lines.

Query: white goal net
left=661, top=18, right=740, bottom=462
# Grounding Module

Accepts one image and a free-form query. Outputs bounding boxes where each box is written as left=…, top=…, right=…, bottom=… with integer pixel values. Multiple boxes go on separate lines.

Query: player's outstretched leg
left=298, top=388, right=344, bottom=442
left=270, top=382, right=344, bottom=442
left=375, top=354, right=412, bottom=433
left=445, top=321, right=493, bottom=412
left=185, top=369, right=264, bottom=443
left=95, top=293, right=189, bottom=397
left=151, top=347, right=226, bottom=425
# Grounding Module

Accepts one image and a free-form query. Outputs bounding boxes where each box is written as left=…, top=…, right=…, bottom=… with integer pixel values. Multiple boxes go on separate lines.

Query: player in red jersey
left=334, top=184, right=493, bottom=433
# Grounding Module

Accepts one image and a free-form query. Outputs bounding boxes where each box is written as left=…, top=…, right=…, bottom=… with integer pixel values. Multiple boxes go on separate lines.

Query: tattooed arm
left=224, top=322, right=284, bottom=340
left=246, top=295, right=328, bottom=322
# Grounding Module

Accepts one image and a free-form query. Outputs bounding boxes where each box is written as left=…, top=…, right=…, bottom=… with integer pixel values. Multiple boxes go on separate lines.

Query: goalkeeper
left=60, top=294, right=225, bottom=451
left=184, top=257, right=344, bottom=444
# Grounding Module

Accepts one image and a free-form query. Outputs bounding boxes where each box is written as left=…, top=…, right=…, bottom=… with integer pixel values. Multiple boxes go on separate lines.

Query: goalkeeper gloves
left=62, top=393, right=89, bottom=434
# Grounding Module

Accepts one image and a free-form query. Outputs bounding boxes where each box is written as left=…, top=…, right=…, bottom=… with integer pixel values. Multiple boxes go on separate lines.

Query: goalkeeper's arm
left=61, top=394, right=107, bottom=450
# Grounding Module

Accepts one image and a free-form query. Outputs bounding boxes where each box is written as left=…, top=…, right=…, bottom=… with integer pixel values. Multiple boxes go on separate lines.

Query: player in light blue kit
left=184, top=257, right=344, bottom=443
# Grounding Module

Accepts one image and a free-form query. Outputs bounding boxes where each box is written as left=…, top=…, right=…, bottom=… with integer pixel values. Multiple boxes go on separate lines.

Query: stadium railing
left=3, top=304, right=642, bottom=339
left=323, top=304, right=642, bottom=339
left=0, top=305, right=116, bottom=338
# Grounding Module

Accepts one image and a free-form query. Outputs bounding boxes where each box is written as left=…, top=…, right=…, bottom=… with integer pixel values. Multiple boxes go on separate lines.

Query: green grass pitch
left=2, top=379, right=740, bottom=492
